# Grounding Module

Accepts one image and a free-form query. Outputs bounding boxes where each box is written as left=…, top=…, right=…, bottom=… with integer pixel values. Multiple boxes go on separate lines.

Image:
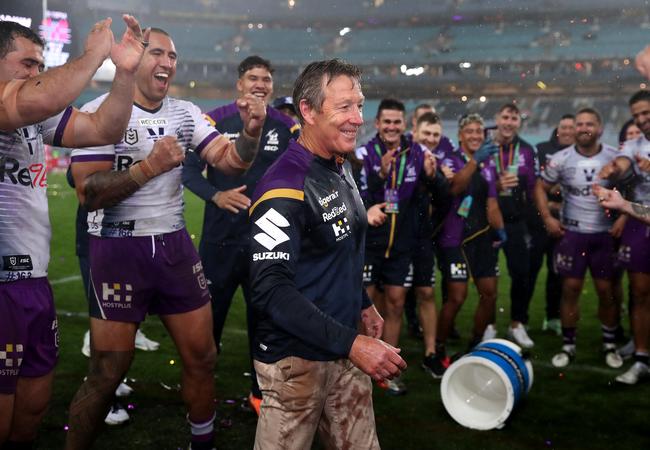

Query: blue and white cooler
left=440, top=338, right=534, bottom=430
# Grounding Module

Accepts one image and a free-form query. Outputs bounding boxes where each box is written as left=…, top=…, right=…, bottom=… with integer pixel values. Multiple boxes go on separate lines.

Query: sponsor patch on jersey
left=252, top=252, right=290, bottom=261
left=332, top=217, right=350, bottom=241
left=322, top=203, right=347, bottom=222
left=253, top=208, right=290, bottom=251
left=318, top=191, right=339, bottom=208
left=2, top=255, right=33, bottom=271
left=137, top=118, right=168, bottom=126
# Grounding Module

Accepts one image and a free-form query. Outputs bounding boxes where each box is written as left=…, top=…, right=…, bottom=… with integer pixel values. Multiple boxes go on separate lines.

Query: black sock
left=633, top=352, right=649, bottom=366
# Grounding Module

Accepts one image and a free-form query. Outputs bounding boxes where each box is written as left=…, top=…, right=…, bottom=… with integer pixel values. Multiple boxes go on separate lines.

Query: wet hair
left=416, top=111, right=440, bottom=127
left=376, top=98, right=405, bottom=119
left=0, top=21, right=44, bottom=59
left=576, top=107, right=602, bottom=124
left=498, top=103, right=520, bottom=115
left=292, top=58, right=361, bottom=125
left=629, top=89, right=650, bottom=107
left=238, top=55, right=274, bottom=78
left=458, top=113, right=485, bottom=129
left=618, top=118, right=638, bottom=145
left=559, top=113, right=575, bottom=122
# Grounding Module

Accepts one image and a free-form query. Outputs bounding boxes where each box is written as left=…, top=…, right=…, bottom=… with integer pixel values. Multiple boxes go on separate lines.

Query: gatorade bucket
left=440, top=338, right=533, bottom=430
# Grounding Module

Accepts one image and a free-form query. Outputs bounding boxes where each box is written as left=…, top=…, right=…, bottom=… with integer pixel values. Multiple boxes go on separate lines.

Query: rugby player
left=65, top=28, right=265, bottom=450
left=359, top=98, right=438, bottom=394
left=535, top=108, right=623, bottom=369
left=489, top=103, right=539, bottom=348
left=433, top=113, right=503, bottom=371
left=182, top=55, right=299, bottom=413
left=0, top=15, right=146, bottom=447
left=596, top=90, right=650, bottom=384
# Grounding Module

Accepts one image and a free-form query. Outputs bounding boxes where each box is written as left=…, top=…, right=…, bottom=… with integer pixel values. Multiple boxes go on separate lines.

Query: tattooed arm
left=72, top=136, right=185, bottom=211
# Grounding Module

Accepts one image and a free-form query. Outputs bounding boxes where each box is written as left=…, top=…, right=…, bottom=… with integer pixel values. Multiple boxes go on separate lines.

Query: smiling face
left=237, top=66, right=273, bottom=103
left=631, top=99, right=650, bottom=140
left=575, top=111, right=602, bottom=149
left=375, top=108, right=406, bottom=150
left=557, top=117, right=576, bottom=147
left=300, top=74, right=364, bottom=157
left=495, top=107, right=521, bottom=143
left=414, top=121, right=442, bottom=151
left=459, top=121, right=485, bottom=154
left=134, top=31, right=177, bottom=109
left=0, top=36, right=44, bottom=81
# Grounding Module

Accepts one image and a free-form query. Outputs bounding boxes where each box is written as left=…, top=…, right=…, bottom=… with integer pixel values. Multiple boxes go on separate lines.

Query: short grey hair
left=292, top=59, right=362, bottom=125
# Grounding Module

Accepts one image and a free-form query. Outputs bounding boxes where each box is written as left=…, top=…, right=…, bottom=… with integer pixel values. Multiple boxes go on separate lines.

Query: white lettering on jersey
left=253, top=208, right=290, bottom=250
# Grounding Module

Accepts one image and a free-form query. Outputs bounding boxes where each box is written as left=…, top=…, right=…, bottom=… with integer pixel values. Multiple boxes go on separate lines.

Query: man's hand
left=593, top=184, right=627, bottom=213
left=237, top=94, right=266, bottom=139
left=380, top=149, right=397, bottom=179
left=110, top=15, right=148, bottom=74
left=473, top=139, right=498, bottom=164
left=635, top=44, right=650, bottom=80
left=360, top=305, right=383, bottom=339
left=497, top=172, right=518, bottom=191
left=348, top=335, right=406, bottom=382
left=636, top=155, right=650, bottom=173
left=367, top=203, right=387, bottom=227
left=83, top=18, right=114, bottom=62
left=423, top=149, right=437, bottom=178
left=598, top=161, right=620, bottom=180
left=492, top=228, right=507, bottom=249
left=212, top=185, right=251, bottom=213
left=440, top=164, right=455, bottom=180
left=145, top=136, right=185, bottom=176
left=543, top=215, right=565, bottom=238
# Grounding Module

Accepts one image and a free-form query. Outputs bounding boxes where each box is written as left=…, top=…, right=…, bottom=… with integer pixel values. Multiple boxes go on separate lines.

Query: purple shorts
left=554, top=230, right=616, bottom=279
left=0, top=278, right=58, bottom=394
left=88, top=229, right=211, bottom=322
left=618, top=217, right=650, bottom=274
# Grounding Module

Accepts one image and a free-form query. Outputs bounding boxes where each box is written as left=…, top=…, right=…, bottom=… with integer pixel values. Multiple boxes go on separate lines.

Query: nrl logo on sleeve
left=124, top=128, right=138, bottom=145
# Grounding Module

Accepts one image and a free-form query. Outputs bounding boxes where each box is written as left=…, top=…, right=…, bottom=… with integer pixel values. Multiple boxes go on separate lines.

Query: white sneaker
left=603, top=344, right=624, bottom=369
left=115, top=381, right=134, bottom=398
left=104, top=403, right=129, bottom=425
left=482, top=324, right=497, bottom=341
left=135, top=329, right=160, bottom=351
left=551, top=345, right=575, bottom=368
left=618, top=339, right=635, bottom=360
left=81, top=330, right=91, bottom=358
left=507, top=324, right=535, bottom=349
left=615, top=361, right=650, bottom=385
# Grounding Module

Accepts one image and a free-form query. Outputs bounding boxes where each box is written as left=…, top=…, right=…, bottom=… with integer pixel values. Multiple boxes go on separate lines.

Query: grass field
left=36, top=171, right=649, bottom=449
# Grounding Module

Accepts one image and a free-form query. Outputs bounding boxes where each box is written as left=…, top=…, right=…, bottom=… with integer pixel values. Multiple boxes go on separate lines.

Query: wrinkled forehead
left=323, top=74, right=363, bottom=102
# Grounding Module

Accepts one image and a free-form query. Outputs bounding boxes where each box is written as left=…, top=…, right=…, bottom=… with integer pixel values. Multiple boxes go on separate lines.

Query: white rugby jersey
left=621, top=135, right=650, bottom=205
left=0, top=107, right=71, bottom=281
left=542, top=144, right=618, bottom=233
left=71, top=95, right=220, bottom=237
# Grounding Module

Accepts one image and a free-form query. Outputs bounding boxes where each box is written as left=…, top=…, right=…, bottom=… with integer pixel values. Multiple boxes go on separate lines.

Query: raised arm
left=59, top=15, right=147, bottom=148
left=0, top=15, right=144, bottom=133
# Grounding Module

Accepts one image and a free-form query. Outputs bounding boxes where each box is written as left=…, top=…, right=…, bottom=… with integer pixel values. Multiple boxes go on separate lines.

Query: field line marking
left=50, top=274, right=82, bottom=285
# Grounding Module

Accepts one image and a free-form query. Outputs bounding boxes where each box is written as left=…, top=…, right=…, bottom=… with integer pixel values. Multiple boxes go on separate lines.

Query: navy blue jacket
left=249, top=140, right=371, bottom=363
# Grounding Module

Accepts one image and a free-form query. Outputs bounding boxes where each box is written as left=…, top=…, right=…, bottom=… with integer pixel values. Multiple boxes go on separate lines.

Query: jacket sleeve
left=181, top=150, right=218, bottom=202
left=249, top=196, right=358, bottom=357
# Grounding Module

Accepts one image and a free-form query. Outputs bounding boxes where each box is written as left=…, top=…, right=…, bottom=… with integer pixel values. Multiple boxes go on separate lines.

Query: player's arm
left=0, top=15, right=145, bottom=134
left=594, top=184, right=650, bottom=225
left=535, top=178, right=564, bottom=237
left=72, top=136, right=184, bottom=211
left=449, top=159, right=477, bottom=195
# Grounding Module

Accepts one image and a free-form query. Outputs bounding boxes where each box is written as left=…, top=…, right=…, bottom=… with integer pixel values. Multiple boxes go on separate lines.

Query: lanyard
left=374, top=143, right=407, bottom=188
left=495, top=142, right=520, bottom=174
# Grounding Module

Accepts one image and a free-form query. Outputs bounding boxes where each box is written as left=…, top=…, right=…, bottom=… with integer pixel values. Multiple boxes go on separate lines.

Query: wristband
left=129, top=163, right=149, bottom=186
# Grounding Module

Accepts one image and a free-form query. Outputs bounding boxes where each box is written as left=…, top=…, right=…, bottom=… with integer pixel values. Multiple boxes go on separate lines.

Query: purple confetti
left=64, top=425, right=69, bottom=431
left=225, top=399, right=236, bottom=404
